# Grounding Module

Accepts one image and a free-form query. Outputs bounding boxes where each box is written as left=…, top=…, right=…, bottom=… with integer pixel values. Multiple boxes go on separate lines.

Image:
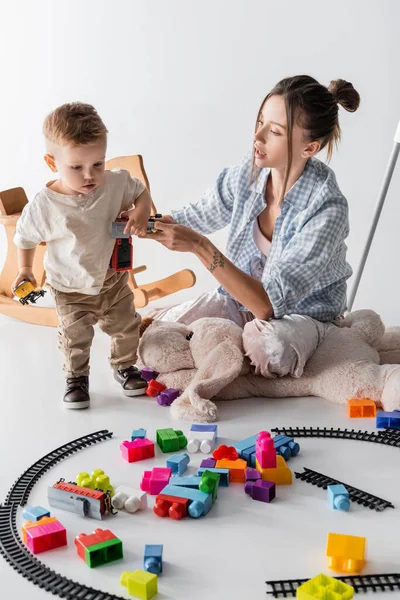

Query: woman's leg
left=243, top=314, right=331, bottom=378
left=148, top=289, right=254, bottom=327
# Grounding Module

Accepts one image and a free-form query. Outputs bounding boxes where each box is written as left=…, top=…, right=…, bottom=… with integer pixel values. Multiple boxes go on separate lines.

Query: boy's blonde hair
left=43, top=102, right=108, bottom=146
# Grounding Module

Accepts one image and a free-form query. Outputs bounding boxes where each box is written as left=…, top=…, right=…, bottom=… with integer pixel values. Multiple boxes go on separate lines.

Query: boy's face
left=45, top=137, right=107, bottom=196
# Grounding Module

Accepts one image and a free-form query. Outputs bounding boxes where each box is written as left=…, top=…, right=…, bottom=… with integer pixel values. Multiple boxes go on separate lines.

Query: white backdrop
left=1, top=0, right=399, bottom=321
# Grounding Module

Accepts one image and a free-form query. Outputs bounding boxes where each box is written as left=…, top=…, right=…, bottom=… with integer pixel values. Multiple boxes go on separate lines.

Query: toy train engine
left=14, top=280, right=46, bottom=305
left=48, top=480, right=114, bottom=520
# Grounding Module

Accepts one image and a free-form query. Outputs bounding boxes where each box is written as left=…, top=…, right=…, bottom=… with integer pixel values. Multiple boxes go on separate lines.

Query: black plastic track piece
left=0, top=429, right=121, bottom=599
left=294, top=467, right=394, bottom=511
left=271, top=426, right=400, bottom=447
left=266, top=573, right=400, bottom=597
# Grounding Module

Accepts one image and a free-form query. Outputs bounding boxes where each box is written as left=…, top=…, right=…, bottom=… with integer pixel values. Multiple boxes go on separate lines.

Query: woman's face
left=254, top=94, right=311, bottom=170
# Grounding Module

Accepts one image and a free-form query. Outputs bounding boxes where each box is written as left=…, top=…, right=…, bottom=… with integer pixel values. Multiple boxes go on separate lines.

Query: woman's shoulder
left=307, top=158, right=348, bottom=210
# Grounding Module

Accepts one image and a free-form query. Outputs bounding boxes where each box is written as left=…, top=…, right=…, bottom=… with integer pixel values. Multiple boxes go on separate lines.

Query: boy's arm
left=122, top=188, right=153, bottom=237
left=11, top=247, right=38, bottom=291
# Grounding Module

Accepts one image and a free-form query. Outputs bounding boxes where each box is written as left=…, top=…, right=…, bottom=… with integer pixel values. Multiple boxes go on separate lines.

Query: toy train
left=110, top=214, right=162, bottom=271
left=14, top=280, right=46, bottom=305
left=48, top=480, right=114, bottom=520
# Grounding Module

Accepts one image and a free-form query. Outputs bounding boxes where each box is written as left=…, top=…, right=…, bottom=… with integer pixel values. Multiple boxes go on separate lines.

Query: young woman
left=145, top=75, right=360, bottom=379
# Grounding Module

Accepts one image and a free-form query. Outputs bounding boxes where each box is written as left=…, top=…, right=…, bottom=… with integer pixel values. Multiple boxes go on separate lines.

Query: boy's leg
left=97, top=272, right=147, bottom=396
left=242, top=314, right=331, bottom=378
left=51, top=288, right=98, bottom=408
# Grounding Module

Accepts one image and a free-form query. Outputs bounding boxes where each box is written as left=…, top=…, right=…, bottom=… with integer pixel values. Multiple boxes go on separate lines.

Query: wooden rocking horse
left=0, top=155, right=196, bottom=327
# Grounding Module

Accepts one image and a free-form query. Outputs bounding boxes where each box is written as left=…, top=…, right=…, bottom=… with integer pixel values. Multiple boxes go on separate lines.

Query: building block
left=145, top=379, right=166, bottom=397
left=157, top=388, right=180, bottom=406
left=121, top=569, right=158, bottom=599
left=160, top=484, right=213, bottom=517
left=242, top=446, right=256, bottom=467
left=215, top=458, right=247, bottom=483
left=75, top=529, right=123, bottom=567
left=141, top=467, right=172, bottom=495
left=140, top=368, right=160, bottom=383
left=245, top=468, right=261, bottom=482
left=170, top=475, right=202, bottom=489
left=76, top=469, right=114, bottom=495
left=111, top=485, right=148, bottom=513
left=187, top=424, right=218, bottom=453
left=22, top=516, right=57, bottom=543
left=272, top=434, right=300, bottom=460
left=166, top=453, right=190, bottom=475
left=197, top=467, right=230, bottom=486
left=326, top=533, right=367, bottom=574
left=156, top=428, right=187, bottom=453
left=328, top=484, right=350, bottom=512
left=48, top=482, right=106, bottom=520
left=131, top=428, right=147, bottom=441
left=256, top=431, right=277, bottom=468
left=347, top=398, right=376, bottom=418
left=22, top=506, right=50, bottom=522
left=144, top=544, right=163, bottom=575
left=200, top=457, right=216, bottom=469
left=199, top=470, right=220, bottom=502
left=153, top=494, right=190, bottom=519
left=296, top=573, right=354, bottom=600
left=212, top=445, right=239, bottom=461
left=120, top=438, right=155, bottom=463
left=256, top=455, right=292, bottom=485
left=376, top=410, right=400, bottom=429
left=233, top=434, right=258, bottom=455
left=245, top=479, right=276, bottom=503
left=26, top=519, right=67, bottom=554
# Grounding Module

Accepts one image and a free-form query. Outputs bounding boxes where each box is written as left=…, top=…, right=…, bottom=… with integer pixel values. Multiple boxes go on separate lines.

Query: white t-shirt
left=14, top=169, right=145, bottom=294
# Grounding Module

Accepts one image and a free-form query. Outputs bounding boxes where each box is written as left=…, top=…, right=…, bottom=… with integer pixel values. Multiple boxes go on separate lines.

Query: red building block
left=75, top=528, right=116, bottom=562
left=212, top=445, right=239, bottom=461
left=120, top=438, right=155, bottom=463
left=145, top=380, right=167, bottom=397
left=153, top=494, right=190, bottom=520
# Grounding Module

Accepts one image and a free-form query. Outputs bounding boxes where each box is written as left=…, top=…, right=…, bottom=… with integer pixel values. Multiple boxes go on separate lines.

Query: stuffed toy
left=138, top=309, right=400, bottom=423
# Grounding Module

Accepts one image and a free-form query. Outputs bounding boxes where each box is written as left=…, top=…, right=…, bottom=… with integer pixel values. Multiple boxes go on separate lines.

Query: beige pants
left=50, top=271, right=141, bottom=378
left=149, top=289, right=331, bottom=378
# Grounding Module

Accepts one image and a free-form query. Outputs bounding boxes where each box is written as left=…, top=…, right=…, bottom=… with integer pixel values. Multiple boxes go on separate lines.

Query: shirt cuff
left=171, top=208, right=186, bottom=225
left=13, top=233, right=38, bottom=250
left=263, top=277, right=287, bottom=319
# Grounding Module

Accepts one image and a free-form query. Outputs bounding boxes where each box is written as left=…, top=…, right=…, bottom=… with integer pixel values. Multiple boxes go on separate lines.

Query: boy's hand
left=121, top=205, right=151, bottom=237
left=11, top=268, right=37, bottom=293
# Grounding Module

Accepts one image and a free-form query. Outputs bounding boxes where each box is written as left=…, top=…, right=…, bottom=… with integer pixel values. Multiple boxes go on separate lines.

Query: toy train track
left=294, top=467, right=394, bottom=511
left=0, top=429, right=126, bottom=599
left=271, top=426, right=400, bottom=447
left=266, top=573, right=400, bottom=597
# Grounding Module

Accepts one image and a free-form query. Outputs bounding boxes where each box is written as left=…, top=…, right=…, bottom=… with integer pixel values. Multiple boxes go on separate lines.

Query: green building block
left=121, top=569, right=158, bottom=599
left=199, top=470, right=220, bottom=502
left=85, top=537, right=123, bottom=568
left=296, top=573, right=354, bottom=600
left=156, top=428, right=187, bottom=453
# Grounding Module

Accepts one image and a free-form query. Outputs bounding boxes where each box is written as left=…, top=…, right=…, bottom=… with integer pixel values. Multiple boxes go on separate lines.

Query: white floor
left=1, top=312, right=399, bottom=600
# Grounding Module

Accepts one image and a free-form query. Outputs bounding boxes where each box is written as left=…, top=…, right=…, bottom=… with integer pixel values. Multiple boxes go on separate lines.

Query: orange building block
left=347, top=398, right=376, bottom=418
left=326, top=532, right=367, bottom=574
left=22, top=517, right=57, bottom=543
left=255, top=455, right=292, bottom=485
left=215, top=458, right=247, bottom=483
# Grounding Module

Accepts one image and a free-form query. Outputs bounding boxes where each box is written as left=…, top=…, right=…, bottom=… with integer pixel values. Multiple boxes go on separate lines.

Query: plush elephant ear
left=139, top=320, right=195, bottom=373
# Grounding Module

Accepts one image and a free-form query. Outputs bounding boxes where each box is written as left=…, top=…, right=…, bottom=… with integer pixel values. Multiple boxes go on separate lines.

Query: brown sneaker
left=114, top=366, right=148, bottom=397
left=63, top=376, right=90, bottom=409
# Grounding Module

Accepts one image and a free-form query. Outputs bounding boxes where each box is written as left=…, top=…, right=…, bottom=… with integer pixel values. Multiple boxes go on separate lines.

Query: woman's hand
left=145, top=219, right=203, bottom=253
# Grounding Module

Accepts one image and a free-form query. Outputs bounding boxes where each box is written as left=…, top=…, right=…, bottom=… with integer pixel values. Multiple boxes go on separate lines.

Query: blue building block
left=327, top=484, right=350, bottom=512
left=166, top=453, right=190, bottom=476
left=161, top=484, right=213, bottom=517
left=242, top=445, right=256, bottom=466
left=197, top=467, right=230, bottom=486
left=22, top=505, right=50, bottom=522
left=233, top=434, right=258, bottom=456
left=273, top=434, right=300, bottom=459
left=190, top=424, right=218, bottom=433
left=131, top=428, right=147, bottom=441
left=144, top=544, right=163, bottom=575
left=376, top=411, right=400, bottom=430
left=170, top=475, right=201, bottom=489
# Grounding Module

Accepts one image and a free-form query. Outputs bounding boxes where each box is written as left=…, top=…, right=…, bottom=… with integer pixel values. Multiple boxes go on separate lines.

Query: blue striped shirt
left=171, top=152, right=352, bottom=322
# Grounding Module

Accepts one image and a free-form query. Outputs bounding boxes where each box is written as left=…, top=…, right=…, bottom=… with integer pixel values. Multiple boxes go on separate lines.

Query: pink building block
left=120, top=438, right=155, bottom=463
left=256, top=431, right=277, bottom=469
left=140, top=467, right=172, bottom=495
left=26, top=520, right=67, bottom=554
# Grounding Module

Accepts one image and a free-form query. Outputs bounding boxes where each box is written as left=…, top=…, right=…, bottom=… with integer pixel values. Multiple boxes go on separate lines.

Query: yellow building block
left=215, top=458, right=247, bottom=482
left=326, top=533, right=366, bottom=574
left=296, top=573, right=354, bottom=599
left=256, top=455, right=292, bottom=485
left=21, top=517, right=57, bottom=543
left=121, top=569, right=158, bottom=599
